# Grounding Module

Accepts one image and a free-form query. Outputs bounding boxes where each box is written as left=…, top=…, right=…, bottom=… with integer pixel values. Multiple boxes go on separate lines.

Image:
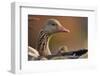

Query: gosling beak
left=58, top=26, right=70, bottom=33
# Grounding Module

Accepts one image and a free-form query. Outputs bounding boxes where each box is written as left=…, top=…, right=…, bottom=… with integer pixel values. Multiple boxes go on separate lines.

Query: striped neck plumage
left=36, top=30, right=52, bottom=57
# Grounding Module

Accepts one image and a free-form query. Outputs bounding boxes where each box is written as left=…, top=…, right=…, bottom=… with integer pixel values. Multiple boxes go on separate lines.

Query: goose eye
left=52, top=23, right=56, bottom=26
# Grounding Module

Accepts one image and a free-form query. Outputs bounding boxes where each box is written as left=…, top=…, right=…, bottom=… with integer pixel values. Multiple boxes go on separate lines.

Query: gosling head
left=43, top=19, right=70, bottom=35
left=58, top=45, right=69, bottom=54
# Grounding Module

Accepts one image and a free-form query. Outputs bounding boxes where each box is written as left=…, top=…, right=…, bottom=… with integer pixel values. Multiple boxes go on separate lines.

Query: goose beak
left=58, top=26, right=70, bottom=33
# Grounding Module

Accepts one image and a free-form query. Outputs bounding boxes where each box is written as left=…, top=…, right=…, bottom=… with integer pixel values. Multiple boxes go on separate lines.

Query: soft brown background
left=28, top=15, right=88, bottom=54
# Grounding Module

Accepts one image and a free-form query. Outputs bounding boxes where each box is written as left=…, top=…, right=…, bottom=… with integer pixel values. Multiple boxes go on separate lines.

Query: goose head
left=43, top=19, right=70, bottom=35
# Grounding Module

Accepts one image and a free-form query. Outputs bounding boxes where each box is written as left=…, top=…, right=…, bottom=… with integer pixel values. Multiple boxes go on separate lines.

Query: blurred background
left=28, top=15, right=88, bottom=54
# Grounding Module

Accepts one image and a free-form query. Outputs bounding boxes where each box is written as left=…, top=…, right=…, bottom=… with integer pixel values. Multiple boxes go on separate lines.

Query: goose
left=36, top=19, right=70, bottom=57
left=28, top=19, right=70, bottom=60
